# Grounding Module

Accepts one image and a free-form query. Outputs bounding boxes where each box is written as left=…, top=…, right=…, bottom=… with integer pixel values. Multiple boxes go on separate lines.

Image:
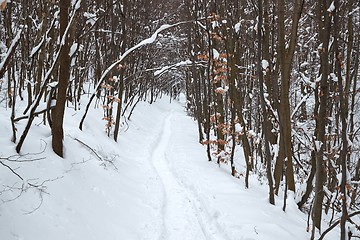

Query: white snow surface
left=327, top=1, right=335, bottom=12
left=234, top=22, right=241, bottom=33
left=0, top=95, right=339, bottom=239
left=261, top=59, right=269, bottom=70
left=213, top=48, right=220, bottom=59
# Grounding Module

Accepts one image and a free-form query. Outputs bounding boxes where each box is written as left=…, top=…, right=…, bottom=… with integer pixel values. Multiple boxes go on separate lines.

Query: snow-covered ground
left=0, top=95, right=338, bottom=239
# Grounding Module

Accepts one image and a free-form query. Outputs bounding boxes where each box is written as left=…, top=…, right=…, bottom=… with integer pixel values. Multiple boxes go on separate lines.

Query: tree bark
left=52, top=0, right=71, bottom=157
left=312, top=0, right=331, bottom=233
left=274, top=0, right=303, bottom=194
left=113, top=0, right=127, bottom=142
left=258, top=0, right=275, bottom=204
left=333, top=1, right=350, bottom=238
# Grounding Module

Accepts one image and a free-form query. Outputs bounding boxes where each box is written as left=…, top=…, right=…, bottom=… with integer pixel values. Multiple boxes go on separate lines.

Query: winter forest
left=1, top=0, right=360, bottom=239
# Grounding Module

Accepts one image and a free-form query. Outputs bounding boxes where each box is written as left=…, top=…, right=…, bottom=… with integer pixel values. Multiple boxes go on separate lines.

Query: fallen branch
left=22, top=176, right=63, bottom=215
left=0, top=143, right=47, bottom=186
left=73, top=138, right=118, bottom=170
left=0, top=146, right=64, bottom=214
left=0, top=160, right=27, bottom=183
left=73, top=138, right=102, bottom=160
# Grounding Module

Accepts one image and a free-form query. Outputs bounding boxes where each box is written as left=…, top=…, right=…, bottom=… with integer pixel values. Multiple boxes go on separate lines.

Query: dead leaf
left=0, top=1, right=6, bottom=11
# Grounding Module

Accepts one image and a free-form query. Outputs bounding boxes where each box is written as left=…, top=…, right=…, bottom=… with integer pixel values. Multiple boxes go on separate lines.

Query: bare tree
left=51, top=0, right=72, bottom=157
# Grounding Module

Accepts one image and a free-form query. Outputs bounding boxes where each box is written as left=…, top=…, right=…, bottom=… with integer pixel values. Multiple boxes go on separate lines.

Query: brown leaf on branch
left=0, top=0, right=6, bottom=11
left=102, top=105, right=111, bottom=110
left=217, top=139, right=227, bottom=146
left=112, top=98, right=121, bottom=103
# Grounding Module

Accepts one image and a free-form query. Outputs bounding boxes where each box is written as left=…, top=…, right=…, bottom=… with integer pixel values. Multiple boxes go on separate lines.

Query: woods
left=1, top=0, right=360, bottom=239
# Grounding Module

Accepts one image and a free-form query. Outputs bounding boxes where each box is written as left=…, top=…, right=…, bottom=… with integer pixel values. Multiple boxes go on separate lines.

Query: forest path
left=151, top=112, right=228, bottom=240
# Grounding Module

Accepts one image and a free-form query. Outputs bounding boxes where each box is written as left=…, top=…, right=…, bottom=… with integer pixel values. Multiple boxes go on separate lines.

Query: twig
left=0, top=161, right=25, bottom=182
left=13, top=105, right=56, bottom=122
left=73, top=138, right=102, bottom=160
left=73, top=138, right=118, bottom=170
left=0, top=140, right=47, bottom=162
left=65, top=158, right=91, bottom=173
left=22, top=176, right=63, bottom=215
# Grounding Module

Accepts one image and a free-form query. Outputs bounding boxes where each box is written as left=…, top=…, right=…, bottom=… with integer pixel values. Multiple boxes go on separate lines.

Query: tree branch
left=79, top=21, right=191, bottom=130
left=0, top=28, right=23, bottom=79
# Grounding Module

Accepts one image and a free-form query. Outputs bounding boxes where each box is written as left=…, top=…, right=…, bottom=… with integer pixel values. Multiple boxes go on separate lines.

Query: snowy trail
left=0, top=97, right=332, bottom=240
left=151, top=112, right=228, bottom=240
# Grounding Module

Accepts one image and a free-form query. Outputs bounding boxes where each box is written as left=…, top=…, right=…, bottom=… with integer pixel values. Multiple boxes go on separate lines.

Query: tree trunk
left=52, top=0, right=71, bottom=157
left=258, top=0, right=275, bottom=204
left=114, top=0, right=127, bottom=142
left=312, top=0, right=331, bottom=233
left=274, top=0, right=303, bottom=194
left=333, top=1, right=349, bottom=238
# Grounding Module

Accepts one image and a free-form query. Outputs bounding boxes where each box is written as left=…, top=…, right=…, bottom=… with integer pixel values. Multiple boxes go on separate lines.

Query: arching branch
left=79, top=21, right=191, bottom=130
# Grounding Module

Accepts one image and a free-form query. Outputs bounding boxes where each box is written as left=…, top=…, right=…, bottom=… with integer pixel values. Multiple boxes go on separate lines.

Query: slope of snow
left=0, top=95, right=338, bottom=239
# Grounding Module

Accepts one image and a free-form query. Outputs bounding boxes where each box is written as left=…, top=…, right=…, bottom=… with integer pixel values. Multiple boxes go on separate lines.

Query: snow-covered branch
left=79, top=21, right=191, bottom=130
left=0, top=28, right=23, bottom=79
left=154, top=60, right=192, bottom=77
left=16, top=0, right=82, bottom=153
left=91, top=21, right=190, bottom=95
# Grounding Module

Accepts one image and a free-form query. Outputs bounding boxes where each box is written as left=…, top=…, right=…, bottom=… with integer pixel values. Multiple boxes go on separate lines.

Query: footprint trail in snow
left=151, top=113, right=228, bottom=240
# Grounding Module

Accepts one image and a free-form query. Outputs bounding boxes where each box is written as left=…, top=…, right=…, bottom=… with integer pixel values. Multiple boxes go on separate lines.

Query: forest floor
left=0, top=95, right=338, bottom=239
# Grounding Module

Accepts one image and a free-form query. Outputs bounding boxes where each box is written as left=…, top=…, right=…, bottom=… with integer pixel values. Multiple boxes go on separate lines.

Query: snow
left=327, top=1, right=335, bottom=13
left=235, top=123, right=243, bottom=133
left=300, top=61, right=309, bottom=68
left=213, top=48, right=220, bottom=59
left=261, top=59, right=269, bottom=70
left=69, top=43, right=78, bottom=58
left=73, top=0, right=81, bottom=10
left=329, top=72, right=338, bottom=82
left=141, top=24, right=176, bottom=45
left=154, top=60, right=192, bottom=77
left=349, top=7, right=360, bottom=16
left=215, top=86, right=227, bottom=94
left=212, top=20, right=219, bottom=29
left=89, top=22, right=188, bottom=101
left=196, top=21, right=207, bottom=31
left=83, top=12, right=97, bottom=26
left=30, top=38, right=44, bottom=58
left=234, top=22, right=241, bottom=33
left=0, top=95, right=340, bottom=239
left=291, top=92, right=312, bottom=119
left=47, top=81, right=58, bottom=88
left=314, top=140, right=323, bottom=151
